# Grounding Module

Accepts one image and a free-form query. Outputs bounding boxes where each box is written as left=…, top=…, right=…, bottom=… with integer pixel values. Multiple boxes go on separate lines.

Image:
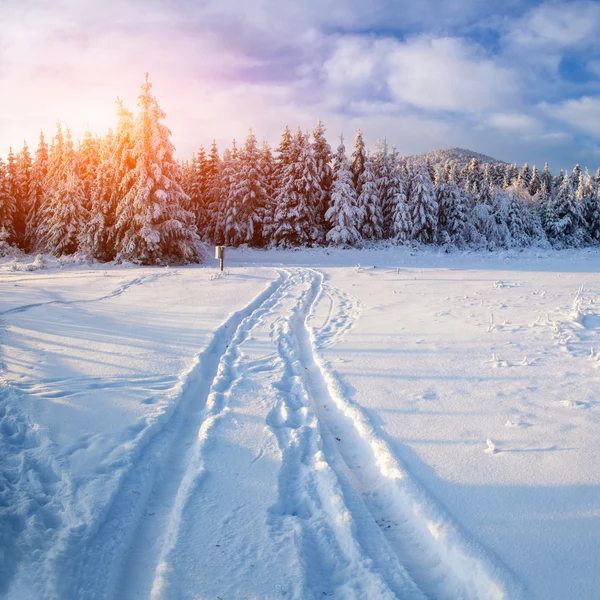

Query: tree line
left=1, top=76, right=599, bottom=264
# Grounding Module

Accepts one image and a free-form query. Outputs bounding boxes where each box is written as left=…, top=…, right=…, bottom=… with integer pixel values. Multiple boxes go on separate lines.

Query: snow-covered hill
left=404, top=147, right=507, bottom=169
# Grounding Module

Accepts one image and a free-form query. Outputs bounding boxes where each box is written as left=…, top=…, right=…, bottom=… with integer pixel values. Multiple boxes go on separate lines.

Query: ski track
left=2, top=266, right=522, bottom=599
left=294, top=268, right=519, bottom=600
left=0, top=272, right=173, bottom=316
left=59, top=271, right=289, bottom=599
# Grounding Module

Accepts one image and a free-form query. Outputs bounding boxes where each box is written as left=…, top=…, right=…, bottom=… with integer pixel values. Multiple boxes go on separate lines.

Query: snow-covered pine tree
left=390, top=163, right=411, bottom=244
left=270, top=129, right=321, bottom=248
left=223, top=129, right=267, bottom=246
left=259, top=140, right=276, bottom=242
left=351, top=129, right=367, bottom=198
left=274, top=126, right=293, bottom=193
left=544, top=170, right=585, bottom=248
left=0, top=157, right=16, bottom=247
left=436, top=165, right=468, bottom=248
left=204, top=140, right=222, bottom=242
left=113, top=75, right=199, bottom=264
left=576, top=169, right=596, bottom=245
left=570, top=164, right=582, bottom=189
left=357, top=154, right=383, bottom=241
left=529, top=165, right=540, bottom=196
left=25, top=132, right=49, bottom=251
left=465, top=158, right=482, bottom=195
left=517, top=163, right=531, bottom=190
left=312, top=120, right=333, bottom=242
left=77, top=130, right=101, bottom=210
left=216, top=142, right=238, bottom=245
left=80, top=101, right=134, bottom=261
left=12, top=142, right=33, bottom=248
left=408, top=161, right=438, bottom=244
left=39, top=128, right=88, bottom=256
left=540, top=163, right=553, bottom=197
left=587, top=170, right=600, bottom=243
left=502, top=163, right=518, bottom=189
left=5, top=148, right=23, bottom=245
left=325, top=136, right=363, bottom=247
left=373, top=139, right=394, bottom=238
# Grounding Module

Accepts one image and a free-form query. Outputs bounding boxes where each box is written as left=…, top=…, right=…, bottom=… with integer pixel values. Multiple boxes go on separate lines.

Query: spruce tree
left=325, top=136, right=363, bottom=247
left=113, top=75, right=199, bottom=264
left=204, top=140, right=222, bottom=243
left=408, top=161, right=438, bottom=243
left=357, top=155, right=383, bottom=241
left=0, top=158, right=16, bottom=246
left=351, top=129, right=367, bottom=198
left=38, top=128, right=88, bottom=256
left=25, top=133, right=49, bottom=251
left=529, top=165, right=540, bottom=196
left=544, top=170, right=584, bottom=248
left=436, top=165, right=468, bottom=248
left=269, top=129, right=321, bottom=248
left=312, top=120, right=333, bottom=242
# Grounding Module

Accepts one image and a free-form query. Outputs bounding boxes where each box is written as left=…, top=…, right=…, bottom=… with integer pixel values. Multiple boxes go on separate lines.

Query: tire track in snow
left=290, top=268, right=521, bottom=600
left=67, top=271, right=289, bottom=600
left=265, top=269, right=416, bottom=599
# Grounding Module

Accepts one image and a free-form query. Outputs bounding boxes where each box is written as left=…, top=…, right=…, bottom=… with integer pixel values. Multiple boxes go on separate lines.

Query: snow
left=1, top=247, right=600, bottom=599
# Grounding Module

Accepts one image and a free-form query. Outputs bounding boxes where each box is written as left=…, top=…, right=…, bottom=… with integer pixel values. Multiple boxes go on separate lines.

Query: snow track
left=25, top=266, right=519, bottom=599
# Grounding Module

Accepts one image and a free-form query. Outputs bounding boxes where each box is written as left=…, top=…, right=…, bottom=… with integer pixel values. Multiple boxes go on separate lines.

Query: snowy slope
left=1, top=248, right=600, bottom=599
left=403, top=147, right=506, bottom=169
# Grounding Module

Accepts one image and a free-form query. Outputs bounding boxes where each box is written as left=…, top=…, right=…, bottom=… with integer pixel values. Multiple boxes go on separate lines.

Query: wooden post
left=215, top=246, right=225, bottom=272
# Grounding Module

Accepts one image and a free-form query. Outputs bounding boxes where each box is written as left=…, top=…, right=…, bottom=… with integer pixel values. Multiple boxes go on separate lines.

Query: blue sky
left=1, top=0, right=600, bottom=170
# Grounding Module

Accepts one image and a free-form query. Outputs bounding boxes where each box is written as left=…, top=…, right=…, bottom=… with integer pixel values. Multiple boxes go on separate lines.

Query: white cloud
left=487, top=112, right=539, bottom=132
left=386, top=37, right=517, bottom=112
left=503, top=1, right=600, bottom=70
left=324, top=35, right=518, bottom=113
left=542, top=96, right=600, bottom=135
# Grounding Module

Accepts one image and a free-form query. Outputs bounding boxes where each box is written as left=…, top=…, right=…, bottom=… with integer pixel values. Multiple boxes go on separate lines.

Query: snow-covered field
left=1, top=247, right=600, bottom=600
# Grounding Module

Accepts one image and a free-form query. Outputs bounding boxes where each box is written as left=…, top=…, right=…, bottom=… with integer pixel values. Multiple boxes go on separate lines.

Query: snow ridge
left=300, top=268, right=522, bottom=600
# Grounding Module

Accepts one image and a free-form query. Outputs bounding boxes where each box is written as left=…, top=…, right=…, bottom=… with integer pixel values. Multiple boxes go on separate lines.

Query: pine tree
left=77, top=130, right=101, bottom=210
left=373, top=139, right=394, bottom=238
left=576, top=169, right=596, bottom=245
left=25, top=132, right=49, bottom=251
left=351, top=129, right=367, bottom=198
left=517, top=163, right=532, bottom=190
left=587, top=170, right=600, bottom=243
left=113, top=75, right=199, bottom=264
left=12, top=142, right=33, bottom=248
left=222, top=130, right=267, bottom=246
left=325, top=136, right=363, bottom=247
left=5, top=148, right=22, bottom=245
left=529, top=165, right=540, bottom=196
left=436, top=165, right=468, bottom=248
left=80, top=101, right=134, bottom=261
left=312, top=120, right=333, bottom=242
left=540, top=163, right=553, bottom=197
left=38, top=128, right=88, bottom=256
left=544, top=170, right=584, bottom=248
left=269, top=129, right=321, bottom=247
left=0, top=157, right=16, bottom=246
left=408, top=161, right=438, bottom=243
left=259, top=140, right=276, bottom=241
left=390, top=163, right=411, bottom=244
left=357, top=155, right=383, bottom=241
left=204, top=140, right=222, bottom=242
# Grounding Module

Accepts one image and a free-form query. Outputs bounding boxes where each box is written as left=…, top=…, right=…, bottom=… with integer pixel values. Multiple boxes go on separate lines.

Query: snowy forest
left=1, top=76, right=600, bottom=265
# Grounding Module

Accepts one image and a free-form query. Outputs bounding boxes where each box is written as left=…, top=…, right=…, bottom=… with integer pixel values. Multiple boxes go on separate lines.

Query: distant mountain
left=403, top=147, right=507, bottom=170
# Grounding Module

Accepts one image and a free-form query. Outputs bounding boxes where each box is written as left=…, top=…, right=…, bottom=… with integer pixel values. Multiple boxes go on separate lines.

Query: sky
left=1, top=0, right=600, bottom=170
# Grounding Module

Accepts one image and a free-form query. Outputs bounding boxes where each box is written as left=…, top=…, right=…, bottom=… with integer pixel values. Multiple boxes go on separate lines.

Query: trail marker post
left=215, top=246, right=225, bottom=272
